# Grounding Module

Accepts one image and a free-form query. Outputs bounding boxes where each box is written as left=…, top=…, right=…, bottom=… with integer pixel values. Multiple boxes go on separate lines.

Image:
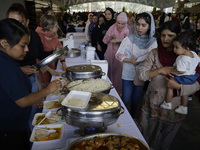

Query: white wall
left=0, top=0, right=25, bottom=20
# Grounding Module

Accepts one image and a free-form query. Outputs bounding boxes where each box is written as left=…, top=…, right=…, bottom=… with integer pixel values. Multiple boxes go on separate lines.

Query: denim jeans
left=122, top=79, right=143, bottom=118
left=28, top=74, right=43, bottom=130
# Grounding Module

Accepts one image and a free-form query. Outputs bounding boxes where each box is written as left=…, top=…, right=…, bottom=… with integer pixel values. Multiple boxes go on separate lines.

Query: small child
left=160, top=31, right=200, bottom=114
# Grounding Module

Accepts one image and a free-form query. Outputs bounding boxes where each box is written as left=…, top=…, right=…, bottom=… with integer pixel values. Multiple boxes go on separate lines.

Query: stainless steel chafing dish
left=58, top=93, right=124, bottom=135
left=67, top=133, right=150, bottom=150
left=63, top=65, right=105, bottom=81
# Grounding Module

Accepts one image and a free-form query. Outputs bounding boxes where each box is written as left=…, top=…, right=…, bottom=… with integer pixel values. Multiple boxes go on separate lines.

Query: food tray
left=67, top=132, right=149, bottom=150
left=30, top=124, right=64, bottom=142
left=32, top=112, right=61, bottom=126
left=43, top=100, right=62, bottom=112
left=61, top=90, right=91, bottom=109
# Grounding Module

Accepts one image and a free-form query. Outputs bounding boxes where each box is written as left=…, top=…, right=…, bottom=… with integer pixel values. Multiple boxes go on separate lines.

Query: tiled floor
left=170, top=95, right=200, bottom=150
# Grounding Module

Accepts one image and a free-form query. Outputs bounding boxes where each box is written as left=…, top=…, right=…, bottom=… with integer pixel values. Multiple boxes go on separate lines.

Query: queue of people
left=1, top=2, right=200, bottom=150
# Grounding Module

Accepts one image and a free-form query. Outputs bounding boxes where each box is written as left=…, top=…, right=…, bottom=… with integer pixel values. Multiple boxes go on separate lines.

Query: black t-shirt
left=20, top=30, right=46, bottom=66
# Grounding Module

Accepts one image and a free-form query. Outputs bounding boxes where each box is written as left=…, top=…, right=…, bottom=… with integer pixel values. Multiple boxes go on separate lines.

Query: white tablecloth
left=31, top=35, right=148, bottom=150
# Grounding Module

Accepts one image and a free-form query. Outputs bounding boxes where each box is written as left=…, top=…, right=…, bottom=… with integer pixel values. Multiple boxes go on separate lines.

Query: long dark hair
left=159, top=20, right=181, bottom=35
left=0, top=18, right=30, bottom=48
left=6, top=3, right=28, bottom=20
left=174, top=31, right=196, bottom=51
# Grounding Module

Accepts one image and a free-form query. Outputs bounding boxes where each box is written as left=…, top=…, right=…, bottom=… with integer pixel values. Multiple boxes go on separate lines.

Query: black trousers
left=0, top=129, right=32, bottom=150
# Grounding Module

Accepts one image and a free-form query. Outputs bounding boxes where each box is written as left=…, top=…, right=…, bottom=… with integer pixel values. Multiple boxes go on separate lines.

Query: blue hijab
left=128, top=12, right=156, bottom=49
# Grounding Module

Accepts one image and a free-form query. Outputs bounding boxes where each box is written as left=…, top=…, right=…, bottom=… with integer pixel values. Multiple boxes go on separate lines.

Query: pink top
left=35, top=27, right=62, bottom=52
left=103, top=23, right=129, bottom=94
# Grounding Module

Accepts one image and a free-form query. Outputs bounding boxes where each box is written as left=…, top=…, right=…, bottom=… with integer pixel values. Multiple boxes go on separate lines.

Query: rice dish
left=64, top=98, right=85, bottom=107
left=67, top=79, right=111, bottom=92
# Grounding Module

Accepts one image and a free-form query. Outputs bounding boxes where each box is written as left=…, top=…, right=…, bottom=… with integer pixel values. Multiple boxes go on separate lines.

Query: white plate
left=32, top=112, right=61, bottom=126
left=30, top=124, right=64, bottom=142
left=58, top=38, right=68, bottom=42
left=111, top=39, right=122, bottom=43
left=43, top=100, right=62, bottom=111
left=61, top=90, right=91, bottom=109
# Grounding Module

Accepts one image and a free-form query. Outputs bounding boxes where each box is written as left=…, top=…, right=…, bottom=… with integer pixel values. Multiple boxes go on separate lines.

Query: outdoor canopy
left=56, top=0, right=199, bottom=9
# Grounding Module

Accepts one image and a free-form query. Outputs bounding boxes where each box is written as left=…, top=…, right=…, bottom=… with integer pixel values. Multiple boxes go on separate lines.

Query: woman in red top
left=36, top=15, right=67, bottom=88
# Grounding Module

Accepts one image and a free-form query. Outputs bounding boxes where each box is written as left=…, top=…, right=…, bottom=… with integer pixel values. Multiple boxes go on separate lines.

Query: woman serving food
left=0, top=18, right=61, bottom=150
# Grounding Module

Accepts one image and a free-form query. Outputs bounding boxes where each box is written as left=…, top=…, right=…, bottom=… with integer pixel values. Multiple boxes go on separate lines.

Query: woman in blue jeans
left=116, top=12, right=157, bottom=118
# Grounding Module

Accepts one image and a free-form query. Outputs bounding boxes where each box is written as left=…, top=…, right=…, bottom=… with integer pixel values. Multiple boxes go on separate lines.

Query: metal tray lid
left=67, top=65, right=102, bottom=73
left=61, top=93, right=121, bottom=118
left=33, top=46, right=69, bottom=70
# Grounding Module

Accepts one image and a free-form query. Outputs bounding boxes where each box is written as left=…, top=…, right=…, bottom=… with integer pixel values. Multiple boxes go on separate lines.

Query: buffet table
left=31, top=56, right=148, bottom=150
left=31, top=33, right=148, bottom=150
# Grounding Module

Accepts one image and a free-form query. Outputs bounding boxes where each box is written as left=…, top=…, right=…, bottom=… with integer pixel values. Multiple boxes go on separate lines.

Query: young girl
left=115, top=12, right=157, bottom=118
left=160, top=31, right=200, bottom=114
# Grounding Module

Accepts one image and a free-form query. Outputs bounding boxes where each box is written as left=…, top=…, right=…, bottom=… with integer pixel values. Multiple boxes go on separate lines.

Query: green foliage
left=122, top=6, right=125, bottom=12
left=59, top=6, right=68, bottom=12
left=152, top=6, right=157, bottom=14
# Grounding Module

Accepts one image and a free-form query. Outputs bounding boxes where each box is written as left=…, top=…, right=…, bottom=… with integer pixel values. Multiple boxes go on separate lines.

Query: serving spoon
left=36, top=128, right=57, bottom=134
left=37, top=111, right=52, bottom=125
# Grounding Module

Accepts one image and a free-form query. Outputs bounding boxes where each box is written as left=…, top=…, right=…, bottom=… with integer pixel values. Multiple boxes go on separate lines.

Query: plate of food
left=111, top=39, right=122, bottom=43
left=32, top=112, right=61, bottom=126
left=30, top=124, right=64, bottom=142
left=61, top=90, right=91, bottom=109
left=50, top=78, right=69, bottom=95
left=67, top=132, right=150, bottom=150
left=43, top=99, right=63, bottom=111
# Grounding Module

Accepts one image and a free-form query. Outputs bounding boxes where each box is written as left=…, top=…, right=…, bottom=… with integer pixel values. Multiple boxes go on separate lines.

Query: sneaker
left=160, top=101, right=172, bottom=110
left=175, top=105, right=188, bottom=115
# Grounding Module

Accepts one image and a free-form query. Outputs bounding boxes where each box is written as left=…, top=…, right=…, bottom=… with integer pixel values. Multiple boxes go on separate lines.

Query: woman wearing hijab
left=103, top=12, right=130, bottom=95
left=97, top=7, right=116, bottom=60
left=91, top=14, right=106, bottom=59
left=115, top=12, right=157, bottom=118
left=138, top=21, right=199, bottom=150
left=85, top=13, right=93, bottom=42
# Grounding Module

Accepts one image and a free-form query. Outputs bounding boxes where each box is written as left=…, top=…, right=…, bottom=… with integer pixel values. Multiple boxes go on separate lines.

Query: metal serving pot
left=63, top=65, right=105, bottom=81
left=58, top=93, right=124, bottom=135
left=65, top=48, right=81, bottom=58
left=67, top=133, right=150, bottom=150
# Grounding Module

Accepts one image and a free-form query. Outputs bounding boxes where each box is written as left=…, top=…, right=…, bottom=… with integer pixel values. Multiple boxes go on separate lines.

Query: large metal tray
left=67, top=132, right=150, bottom=150
left=33, top=46, right=69, bottom=70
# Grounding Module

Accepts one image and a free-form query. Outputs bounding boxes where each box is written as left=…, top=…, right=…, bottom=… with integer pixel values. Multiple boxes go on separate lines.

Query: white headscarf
left=128, top=12, right=156, bottom=49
